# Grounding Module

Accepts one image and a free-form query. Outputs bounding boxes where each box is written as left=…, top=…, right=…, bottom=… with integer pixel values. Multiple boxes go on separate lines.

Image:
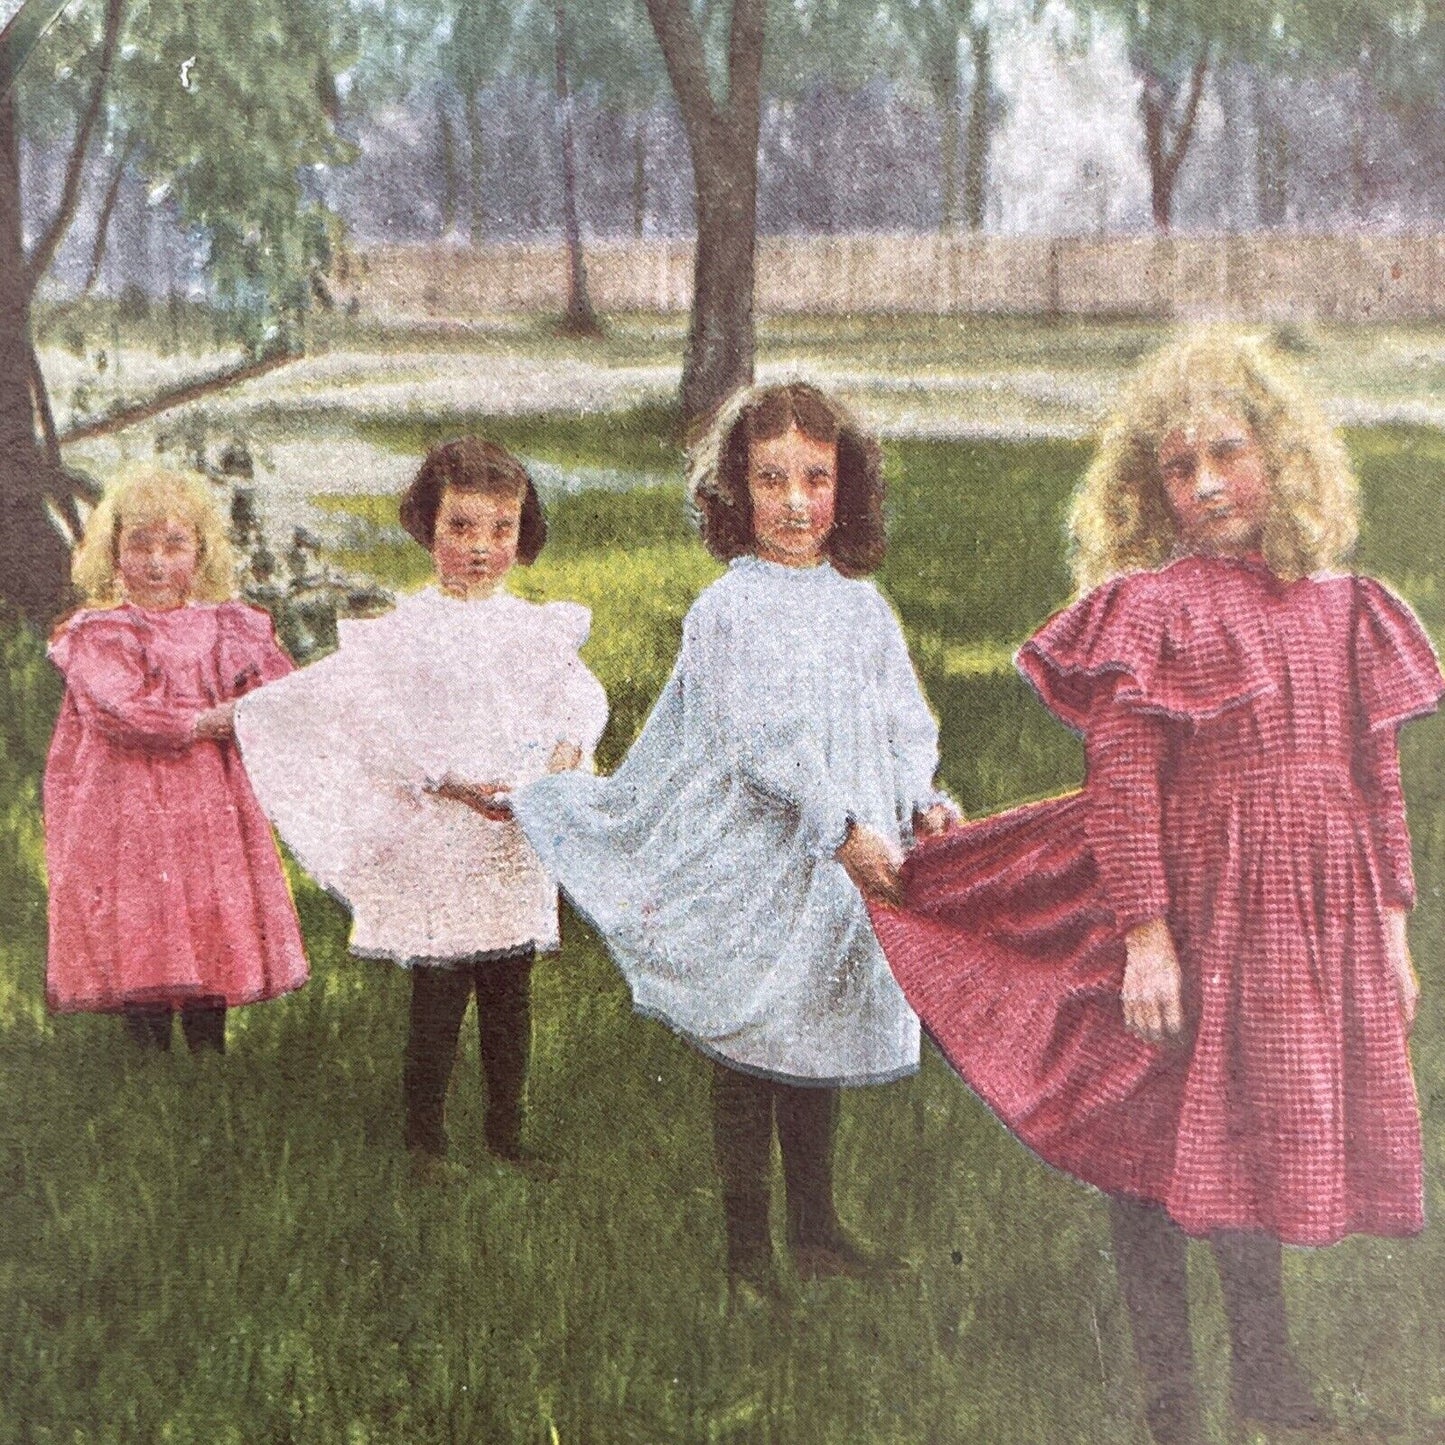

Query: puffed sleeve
left=216, top=602, right=293, bottom=699
left=1351, top=578, right=1444, bottom=910
left=49, top=616, right=199, bottom=753
left=875, top=592, right=947, bottom=823
left=1083, top=698, right=1171, bottom=931
left=680, top=599, right=851, bottom=861
left=543, top=602, right=609, bottom=764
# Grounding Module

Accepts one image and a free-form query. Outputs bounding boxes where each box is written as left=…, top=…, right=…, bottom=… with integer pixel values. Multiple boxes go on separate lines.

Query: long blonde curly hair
left=1069, top=331, right=1359, bottom=593
left=72, top=465, right=237, bottom=606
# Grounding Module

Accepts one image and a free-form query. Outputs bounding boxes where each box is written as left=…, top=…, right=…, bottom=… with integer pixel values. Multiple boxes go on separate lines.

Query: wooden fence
left=343, top=234, right=1445, bottom=323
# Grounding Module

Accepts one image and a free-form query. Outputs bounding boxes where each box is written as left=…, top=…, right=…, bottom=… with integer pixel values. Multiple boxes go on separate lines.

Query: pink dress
left=871, top=555, right=1443, bottom=1244
left=44, top=602, right=309, bottom=1013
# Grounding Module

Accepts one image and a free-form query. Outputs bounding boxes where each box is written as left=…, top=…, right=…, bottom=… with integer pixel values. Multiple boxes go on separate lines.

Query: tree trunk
left=465, top=85, right=485, bottom=245
left=1251, top=69, right=1287, bottom=229
left=83, top=138, right=135, bottom=293
left=1349, top=58, right=1372, bottom=222
left=0, top=96, right=71, bottom=622
left=646, top=0, right=764, bottom=423
left=684, top=132, right=759, bottom=422
left=963, top=23, right=990, bottom=232
left=632, top=114, right=647, bottom=239
left=552, top=0, right=601, bottom=336
left=438, top=102, right=458, bottom=237
left=1139, top=50, right=1210, bottom=232
left=939, top=61, right=959, bottom=232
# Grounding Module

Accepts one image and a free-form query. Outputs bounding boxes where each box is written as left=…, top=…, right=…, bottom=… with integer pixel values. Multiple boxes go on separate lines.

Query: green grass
left=352, top=402, right=686, bottom=481
left=5, top=419, right=1445, bottom=1442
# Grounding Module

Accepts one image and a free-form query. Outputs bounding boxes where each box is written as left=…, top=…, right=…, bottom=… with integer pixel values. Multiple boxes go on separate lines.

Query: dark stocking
left=475, top=949, right=535, bottom=1156
left=712, top=1062, right=775, bottom=1272
left=775, top=1083, right=841, bottom=1249
left=179, top=1001, right=227, bottom=1054
left=402, top=966, right=472, bottom=1156
left=1211, top=1230, right=1322, bottom=1426
left=123, top=1006, right=172, bottom=1050
left=1108, top=1196, right=1202, bottom=1445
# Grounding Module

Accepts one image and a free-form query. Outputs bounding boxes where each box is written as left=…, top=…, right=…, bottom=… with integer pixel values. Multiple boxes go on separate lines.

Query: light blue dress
left=514, top=556, right=943, bottom=1084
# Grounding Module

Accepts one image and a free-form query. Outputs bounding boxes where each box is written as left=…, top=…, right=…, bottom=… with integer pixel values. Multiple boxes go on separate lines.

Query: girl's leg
left=474, top=947, right=537, bottom=1160
left=402, top=965, right=472, bottom=1157
left=775, top=1084, right=899, bottom=1279
left=1108, top=1196, right=1203, bottom=1445
left=774, top=1083, right=842, bottom=1250
left=1210, top=1230, right=1324, bottom=1427
left=711, top=1061, right=776, bottom=1284
left=180, top=1000, right=227, bottom=1054
left=123, top=1005, right=173, bottom=1050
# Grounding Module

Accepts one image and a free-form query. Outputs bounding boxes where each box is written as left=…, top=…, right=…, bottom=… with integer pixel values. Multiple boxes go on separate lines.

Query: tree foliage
left=21, top=0, right=353, bottom=347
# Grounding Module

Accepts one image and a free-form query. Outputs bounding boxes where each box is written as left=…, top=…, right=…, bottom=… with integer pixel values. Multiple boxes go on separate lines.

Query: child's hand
left=427, top=777, right=513, bottom=822
left=548, top=741, right=584, bottom=773
left=913, top=803, right=958, bottom=838
left=193, top=701, right=236, bottom=742
left=837, top=822, right=904, bottom=907
left=1122, top=918, right=1184, bottom=1044
left=1386, top=907, right=1419, bottom=1033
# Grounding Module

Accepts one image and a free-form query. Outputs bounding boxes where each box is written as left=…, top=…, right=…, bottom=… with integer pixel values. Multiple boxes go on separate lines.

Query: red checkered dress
left=871, top=554, right=1443, bottom=1243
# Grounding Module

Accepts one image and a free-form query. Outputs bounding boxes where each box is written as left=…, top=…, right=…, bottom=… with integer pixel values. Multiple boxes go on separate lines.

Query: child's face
left=431, top=486, right=522, bottom=597
left=117, top=515, right=200, bottom=610
left=1157, top=413, right=1271, bottom=558
left=747, top=424, right=837, bottom=568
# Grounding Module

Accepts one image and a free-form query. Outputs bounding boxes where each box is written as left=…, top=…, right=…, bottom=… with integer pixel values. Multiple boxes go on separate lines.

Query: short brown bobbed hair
left=688, top=382, right=886, bottom=576
left=399, top=436, right=547, bottom=563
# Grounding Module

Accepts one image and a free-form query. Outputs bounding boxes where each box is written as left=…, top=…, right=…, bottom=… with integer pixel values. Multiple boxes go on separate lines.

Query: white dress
left=235, top=587, right=608, bottom=962
left=514, top=557, right=942, bottom=1083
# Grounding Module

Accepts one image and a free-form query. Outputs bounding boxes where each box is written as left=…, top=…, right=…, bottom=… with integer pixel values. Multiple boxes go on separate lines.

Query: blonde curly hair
left=72, top=466, right=237, bottom=606
left=1069, top=330, right=1359, bottom=593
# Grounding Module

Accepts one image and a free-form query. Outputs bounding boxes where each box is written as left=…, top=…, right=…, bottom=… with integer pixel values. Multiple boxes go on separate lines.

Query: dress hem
left=678, top=1019, right=919, bottom=1088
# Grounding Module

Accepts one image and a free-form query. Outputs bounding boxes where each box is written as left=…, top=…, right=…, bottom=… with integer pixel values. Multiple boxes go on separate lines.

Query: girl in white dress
left=236, top=438, right=607, bottom=1176
left=516, top=383, right=951, bottom=1290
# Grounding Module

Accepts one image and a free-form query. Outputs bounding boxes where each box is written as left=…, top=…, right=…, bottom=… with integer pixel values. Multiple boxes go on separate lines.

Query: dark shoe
left=487, top=1141, right=556, bottom=1181
left=1143, top=1388, right=1206, bottom=1445
left=1232, top=1356, right=1331, bottom=1430
left=726, top=1248, right=783, bottom=1309
left=793, top=1234, right=905, bottom=1283
left=406, top=1146, right=461, bottom=1186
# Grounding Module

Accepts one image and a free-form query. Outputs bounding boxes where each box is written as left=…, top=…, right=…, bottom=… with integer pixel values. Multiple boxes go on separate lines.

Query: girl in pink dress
left=45, top=467, right=308, bottom=1052
left=871, top=334, right=1442, bottom=1444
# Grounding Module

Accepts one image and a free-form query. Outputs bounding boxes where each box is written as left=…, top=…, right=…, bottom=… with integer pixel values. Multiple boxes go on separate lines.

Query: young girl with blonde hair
left=45, top=467, right=307, bottom=1051
left=873, top=332, right=1441, bottom=1443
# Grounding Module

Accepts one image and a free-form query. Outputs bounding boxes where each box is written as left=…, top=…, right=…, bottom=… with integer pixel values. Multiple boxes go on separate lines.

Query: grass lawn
left=3, top=415, right=1445, bottom=1442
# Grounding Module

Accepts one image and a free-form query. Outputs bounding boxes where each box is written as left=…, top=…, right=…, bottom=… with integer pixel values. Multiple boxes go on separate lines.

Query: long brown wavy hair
left=688, top=381, right=887, bottom=577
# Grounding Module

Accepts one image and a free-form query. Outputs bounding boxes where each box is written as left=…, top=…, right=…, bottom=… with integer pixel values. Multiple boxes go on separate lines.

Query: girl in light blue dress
left=516, top=382, right=951, bottom=1293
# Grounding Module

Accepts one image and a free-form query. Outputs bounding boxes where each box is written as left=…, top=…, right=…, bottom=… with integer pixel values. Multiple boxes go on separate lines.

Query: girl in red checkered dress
left=870, top=333, right=1442, bottom=1444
